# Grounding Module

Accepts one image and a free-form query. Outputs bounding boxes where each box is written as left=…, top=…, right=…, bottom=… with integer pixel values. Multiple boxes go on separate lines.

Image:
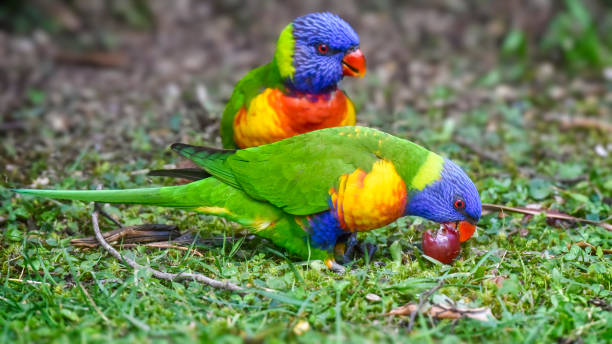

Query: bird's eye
left=454, top=199, right=466, bottom=210
left=317, top=43, right=329, bottom=54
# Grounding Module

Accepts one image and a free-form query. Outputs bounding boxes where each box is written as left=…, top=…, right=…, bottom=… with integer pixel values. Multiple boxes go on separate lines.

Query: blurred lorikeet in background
left=14, top=127, right=480, bottom=272
left=220, top=12, right=366, bottom=149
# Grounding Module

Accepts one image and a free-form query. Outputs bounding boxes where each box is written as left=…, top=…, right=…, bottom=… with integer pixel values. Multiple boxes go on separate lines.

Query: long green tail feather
left=14, top=179, right=212, bottom=209
left=14, top=178, right=330, bottom=261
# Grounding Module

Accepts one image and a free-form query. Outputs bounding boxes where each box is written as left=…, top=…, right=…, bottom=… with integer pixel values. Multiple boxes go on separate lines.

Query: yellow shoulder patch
left=411, top=152, right=444, bottom=190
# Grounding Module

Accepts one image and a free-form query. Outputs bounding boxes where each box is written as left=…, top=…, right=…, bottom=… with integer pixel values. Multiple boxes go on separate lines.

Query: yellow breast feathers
left=329, top=160, right=407, bottom=232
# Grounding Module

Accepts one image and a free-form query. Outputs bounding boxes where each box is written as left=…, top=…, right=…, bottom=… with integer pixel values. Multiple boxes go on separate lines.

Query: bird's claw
left=325, top=258, right=346, bottom=274
left=360, top=242, right=378, bottom=263
left=336, top=233, right=377, bottom=264
left=341, top=233, right=359, bottom=263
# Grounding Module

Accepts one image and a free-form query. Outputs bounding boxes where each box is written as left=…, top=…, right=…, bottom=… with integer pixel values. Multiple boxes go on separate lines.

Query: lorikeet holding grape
left=14, top=127, right=480, bottom=272
left=220, top=12, right=366, bottom=149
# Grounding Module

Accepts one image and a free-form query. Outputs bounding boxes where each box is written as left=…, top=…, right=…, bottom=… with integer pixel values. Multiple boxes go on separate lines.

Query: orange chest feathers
left=233, top=88, right=356, bottom=148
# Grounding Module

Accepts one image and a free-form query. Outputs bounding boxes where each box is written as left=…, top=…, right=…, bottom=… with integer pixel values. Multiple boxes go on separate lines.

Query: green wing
left=175, top=126, right=432, bottom=216
left=220, top=62, right=284, bottom=149
left=170, top=144, right=239, bottom=188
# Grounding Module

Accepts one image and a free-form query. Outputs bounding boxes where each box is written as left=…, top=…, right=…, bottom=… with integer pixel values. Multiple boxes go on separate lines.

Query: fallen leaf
left=385, top=303, right=417, bottom=316
left=429, top=304, right=494, bottom=322
left=430, top=295, right=496, bottom=322
left=293, top=320, right=310, bottom=336
left=384, top=299, right=496, bottom=322
left=366, top=293, right=382, bottom=302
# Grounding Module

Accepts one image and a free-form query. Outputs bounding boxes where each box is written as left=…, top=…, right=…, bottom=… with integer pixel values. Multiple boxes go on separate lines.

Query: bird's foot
left=341, top=233, right=359, bottom=263
left=360, top=242, right=378, bottom=263
left=324, top=258, right=346, bottom=274
left=335, top=233, right=378, bottom=264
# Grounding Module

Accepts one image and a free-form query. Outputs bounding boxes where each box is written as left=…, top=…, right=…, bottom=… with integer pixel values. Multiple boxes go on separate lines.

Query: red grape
left=422, top=224, right=461, bottom=264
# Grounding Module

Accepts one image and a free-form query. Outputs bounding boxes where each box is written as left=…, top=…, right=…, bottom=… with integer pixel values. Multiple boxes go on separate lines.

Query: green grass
left=2, top=88, right=611, bottom=343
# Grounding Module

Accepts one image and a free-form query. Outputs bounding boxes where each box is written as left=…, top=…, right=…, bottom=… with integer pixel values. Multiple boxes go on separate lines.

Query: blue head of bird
left=274, top=12, right=366, bottom=94
left=406, top=158, right=481, bottom=242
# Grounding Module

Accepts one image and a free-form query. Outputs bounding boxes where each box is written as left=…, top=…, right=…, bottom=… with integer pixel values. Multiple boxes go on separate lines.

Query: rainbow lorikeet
left=14, top=127, right=480, bottom=272
left=220, top=12, right=366, bottom=149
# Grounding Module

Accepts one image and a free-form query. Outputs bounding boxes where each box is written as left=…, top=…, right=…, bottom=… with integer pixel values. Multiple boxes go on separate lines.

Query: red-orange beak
left=457, top=221, right=476, bottom=242
left=342, top=48, right=366, bottom=78
left=444, top=221, right=476, bottom=242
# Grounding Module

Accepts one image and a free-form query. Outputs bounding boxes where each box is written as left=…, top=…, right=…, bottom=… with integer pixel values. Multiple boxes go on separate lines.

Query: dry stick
left=545, top=114, right=612, bottom=133
left=406, top=280, right=445, bottom=332
left=482, top=203, right=612, bottom=232
left=95, top=203, right=123, bottom=228
left=89, top=203, right=198, bottom=254
left=8, top=278, right=47, bottom=286
left=90, top=211, right=243, bottom=292
left=71, top=224, right=180, bottom=247
left=570, top=241, right=612, bottom=255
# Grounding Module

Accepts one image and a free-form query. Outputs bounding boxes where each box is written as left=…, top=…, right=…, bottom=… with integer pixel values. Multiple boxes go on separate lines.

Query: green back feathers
left=177, top=126, right=444, bottom=216
left=227, top=127, right=437, bottom=215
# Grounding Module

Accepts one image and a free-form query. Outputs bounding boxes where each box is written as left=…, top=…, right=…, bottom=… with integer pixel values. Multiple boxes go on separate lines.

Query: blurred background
left=2, top=2, right=612, bottom=342
left=1, top=0, right=611, bottom=187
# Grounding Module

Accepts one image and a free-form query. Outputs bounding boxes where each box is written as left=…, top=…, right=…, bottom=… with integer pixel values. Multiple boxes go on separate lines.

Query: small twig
left=91, top=211, right=242, bottom=292
left=406, top=280, right=445, bottom=332
left=72, top=222, right=201, bottom=256
left=8, top=278, right=48, bottom=286
left=482, top=203, right=612, bottom=232
left=71, top=224, right=180, bottom=247
left=569, top=241, right=612, bottom=255
left=544, top=114, right=612, bottom=133
left=95, top=203, right=123, bottom=228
